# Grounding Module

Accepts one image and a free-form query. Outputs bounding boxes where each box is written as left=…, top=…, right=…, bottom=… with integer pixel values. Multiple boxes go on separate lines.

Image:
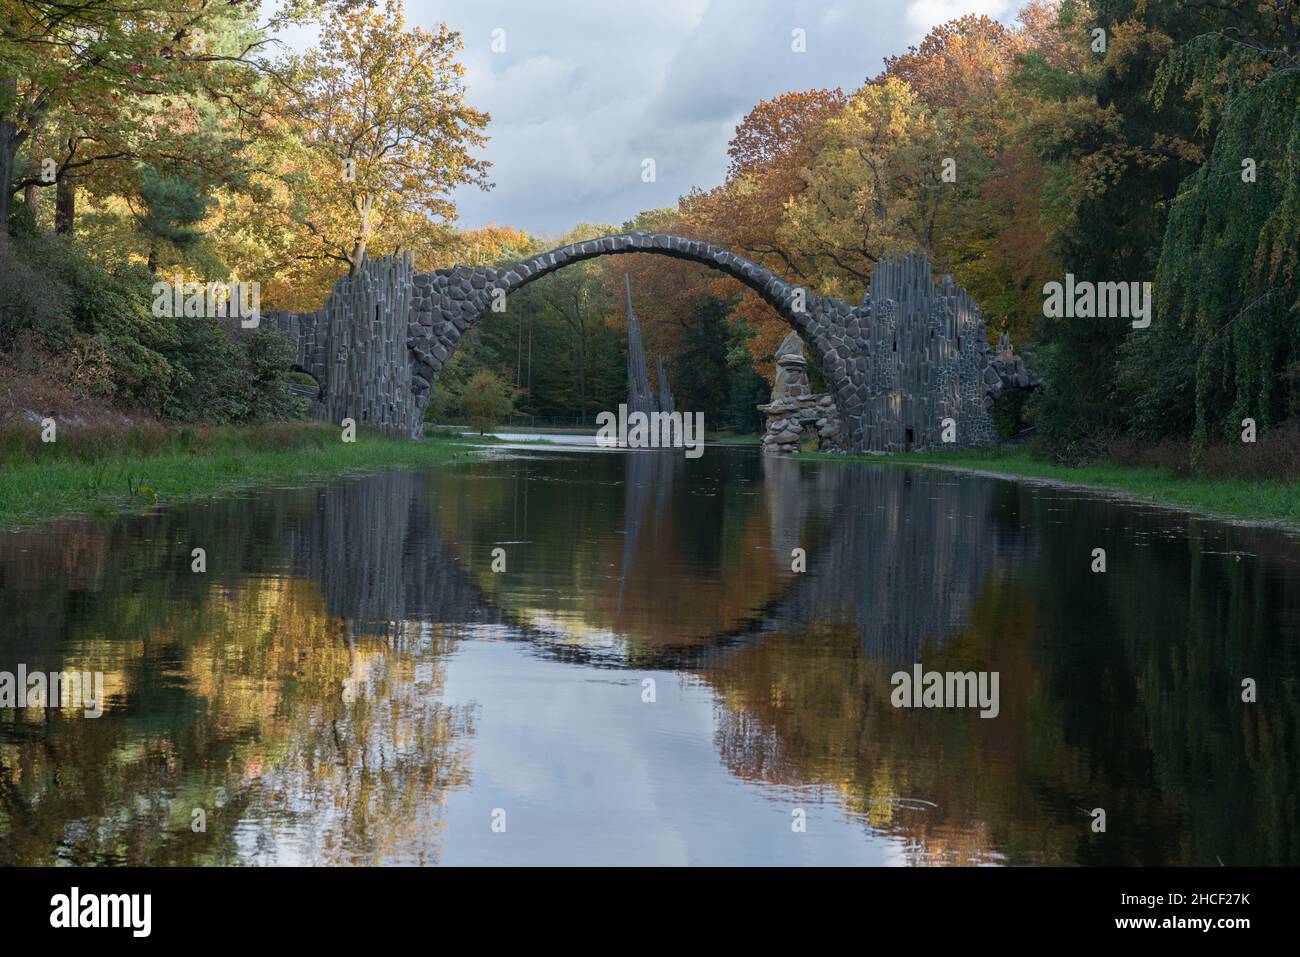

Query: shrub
left=991, top=388, right=1032, bottom=442
left=462, top=369, right=515, bottom=434
left=0, top=242, right=69, bottom=351
left=1104, top=421, right=1300, bottom=482
left=1, top=226, right=302, bottom=427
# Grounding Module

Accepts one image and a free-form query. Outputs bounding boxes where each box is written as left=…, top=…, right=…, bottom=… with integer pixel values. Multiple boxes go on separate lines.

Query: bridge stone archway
left=274, top=232, right=1035, bottom=450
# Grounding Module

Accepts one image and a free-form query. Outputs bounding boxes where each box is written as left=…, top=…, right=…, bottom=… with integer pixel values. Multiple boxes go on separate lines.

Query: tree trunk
left=54, top=172, right=74, bottom=236
left=569, top=293, right=588, bottom=418
left=570, top=308, right=587, bottom=418
left=0, top=76, right=16, bottom=250
left=23, top=183, right=38, bottom=217
left=348, top=236, right=367, bottom=274
left=577, top=333, right=587, bottom=418
left=348, top=193, right=373, bottom=275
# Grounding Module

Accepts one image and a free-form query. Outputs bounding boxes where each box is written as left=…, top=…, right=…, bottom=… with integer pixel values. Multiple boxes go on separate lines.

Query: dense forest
left=2, top=0, right=1297, bottom=472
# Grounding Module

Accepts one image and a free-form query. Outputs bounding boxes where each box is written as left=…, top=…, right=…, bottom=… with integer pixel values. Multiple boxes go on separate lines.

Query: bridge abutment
left=272, top=255, right=424, bottom=438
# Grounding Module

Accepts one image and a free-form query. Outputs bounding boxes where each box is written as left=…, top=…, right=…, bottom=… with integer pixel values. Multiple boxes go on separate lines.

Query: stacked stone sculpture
left=758, top=331, right=844, bottom=454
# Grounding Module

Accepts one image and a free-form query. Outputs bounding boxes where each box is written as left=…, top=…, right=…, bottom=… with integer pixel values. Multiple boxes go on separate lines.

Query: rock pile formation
left=757, top=332, right=845, bottom=454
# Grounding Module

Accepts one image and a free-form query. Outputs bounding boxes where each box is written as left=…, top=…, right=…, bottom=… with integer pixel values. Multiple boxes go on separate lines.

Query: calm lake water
left=2, top=445, right=1297, bottom=865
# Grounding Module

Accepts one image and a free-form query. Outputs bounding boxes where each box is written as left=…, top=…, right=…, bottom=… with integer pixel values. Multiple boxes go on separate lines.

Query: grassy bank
left=813, top=447, right=1300, bottom=527
left=0, top=421, right=479, bottom=528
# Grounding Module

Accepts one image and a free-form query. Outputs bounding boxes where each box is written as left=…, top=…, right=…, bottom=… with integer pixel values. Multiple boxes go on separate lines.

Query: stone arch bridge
left=271, top=232, right=1035, bottom=452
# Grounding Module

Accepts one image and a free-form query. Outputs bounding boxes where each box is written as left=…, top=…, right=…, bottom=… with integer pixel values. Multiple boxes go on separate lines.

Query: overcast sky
left=275, top=1, right=1020, bottom=239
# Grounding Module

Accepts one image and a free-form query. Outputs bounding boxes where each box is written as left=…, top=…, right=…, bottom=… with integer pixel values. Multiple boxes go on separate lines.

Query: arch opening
left=406, top=232, right=847, bottom=445
left=494, top=233, right=817, bottom=339
left=287, top=364, right=325, bottom=402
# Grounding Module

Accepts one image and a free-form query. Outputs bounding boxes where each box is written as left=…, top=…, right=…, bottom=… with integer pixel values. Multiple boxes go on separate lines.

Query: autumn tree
left=781, top=78, right=954, bottom=300
left=686, top=89, right=845, bottom=283
left=439, top=225, right=538, bottom=269
left=880, top=12, right=1023, bottom=113
left=874, top=4, right=1091, bottom=340
left=683, top=89, right=846, bottom=373
left=281, top=0, right=490, bottom=274
left=0, top=0, right=295, bottom=245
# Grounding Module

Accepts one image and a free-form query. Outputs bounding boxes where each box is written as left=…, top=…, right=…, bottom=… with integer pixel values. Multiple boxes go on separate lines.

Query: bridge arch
left=497, top=233, right=820, bottom=338
left=406, top=231, right=857, bottom=436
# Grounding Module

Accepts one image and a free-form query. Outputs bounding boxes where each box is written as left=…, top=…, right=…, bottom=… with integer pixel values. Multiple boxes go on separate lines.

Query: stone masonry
left=272, top=233, right=1037, bottom=448
left=758, top=331, right=845, bottom=454
left=270, top=254, right=421, bottom=438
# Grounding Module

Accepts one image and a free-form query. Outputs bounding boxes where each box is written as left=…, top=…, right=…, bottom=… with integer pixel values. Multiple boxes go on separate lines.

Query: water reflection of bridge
left=280, top=450, right=1020, bottom=666
left=706, top=455, right=1018, bottom=660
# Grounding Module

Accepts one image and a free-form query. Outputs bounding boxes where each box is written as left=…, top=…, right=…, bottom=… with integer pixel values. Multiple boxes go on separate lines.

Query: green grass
left=0, top=422, right=480, bottom=528
left=13, top=419, right=1291, bottom=530
left=811, top=447, right=1300, bottom=526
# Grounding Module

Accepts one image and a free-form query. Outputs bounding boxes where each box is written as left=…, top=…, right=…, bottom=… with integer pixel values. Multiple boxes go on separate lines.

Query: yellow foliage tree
left=780, top=77, right=953, bottom=301
left=278, top=0, right=491, bottom=275
left=462, top=368, right=515, bottom=434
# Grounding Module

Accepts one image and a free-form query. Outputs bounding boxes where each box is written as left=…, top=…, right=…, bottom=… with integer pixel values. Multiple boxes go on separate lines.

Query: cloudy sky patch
left=273, top=0, right=1020, bottom=237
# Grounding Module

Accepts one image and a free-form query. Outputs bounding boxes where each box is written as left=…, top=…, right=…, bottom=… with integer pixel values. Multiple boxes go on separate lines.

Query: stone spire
left=655, top=355, right=675, bottom=415
left=624, top=273, right=656, bottom=417
left=771, top=330, right=810, bottom=400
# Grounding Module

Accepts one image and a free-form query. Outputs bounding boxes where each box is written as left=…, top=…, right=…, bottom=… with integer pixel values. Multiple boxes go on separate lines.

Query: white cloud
left=902, top=0, right=1020, bottom=35
left=270, top=0, right=1022, bottom=236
